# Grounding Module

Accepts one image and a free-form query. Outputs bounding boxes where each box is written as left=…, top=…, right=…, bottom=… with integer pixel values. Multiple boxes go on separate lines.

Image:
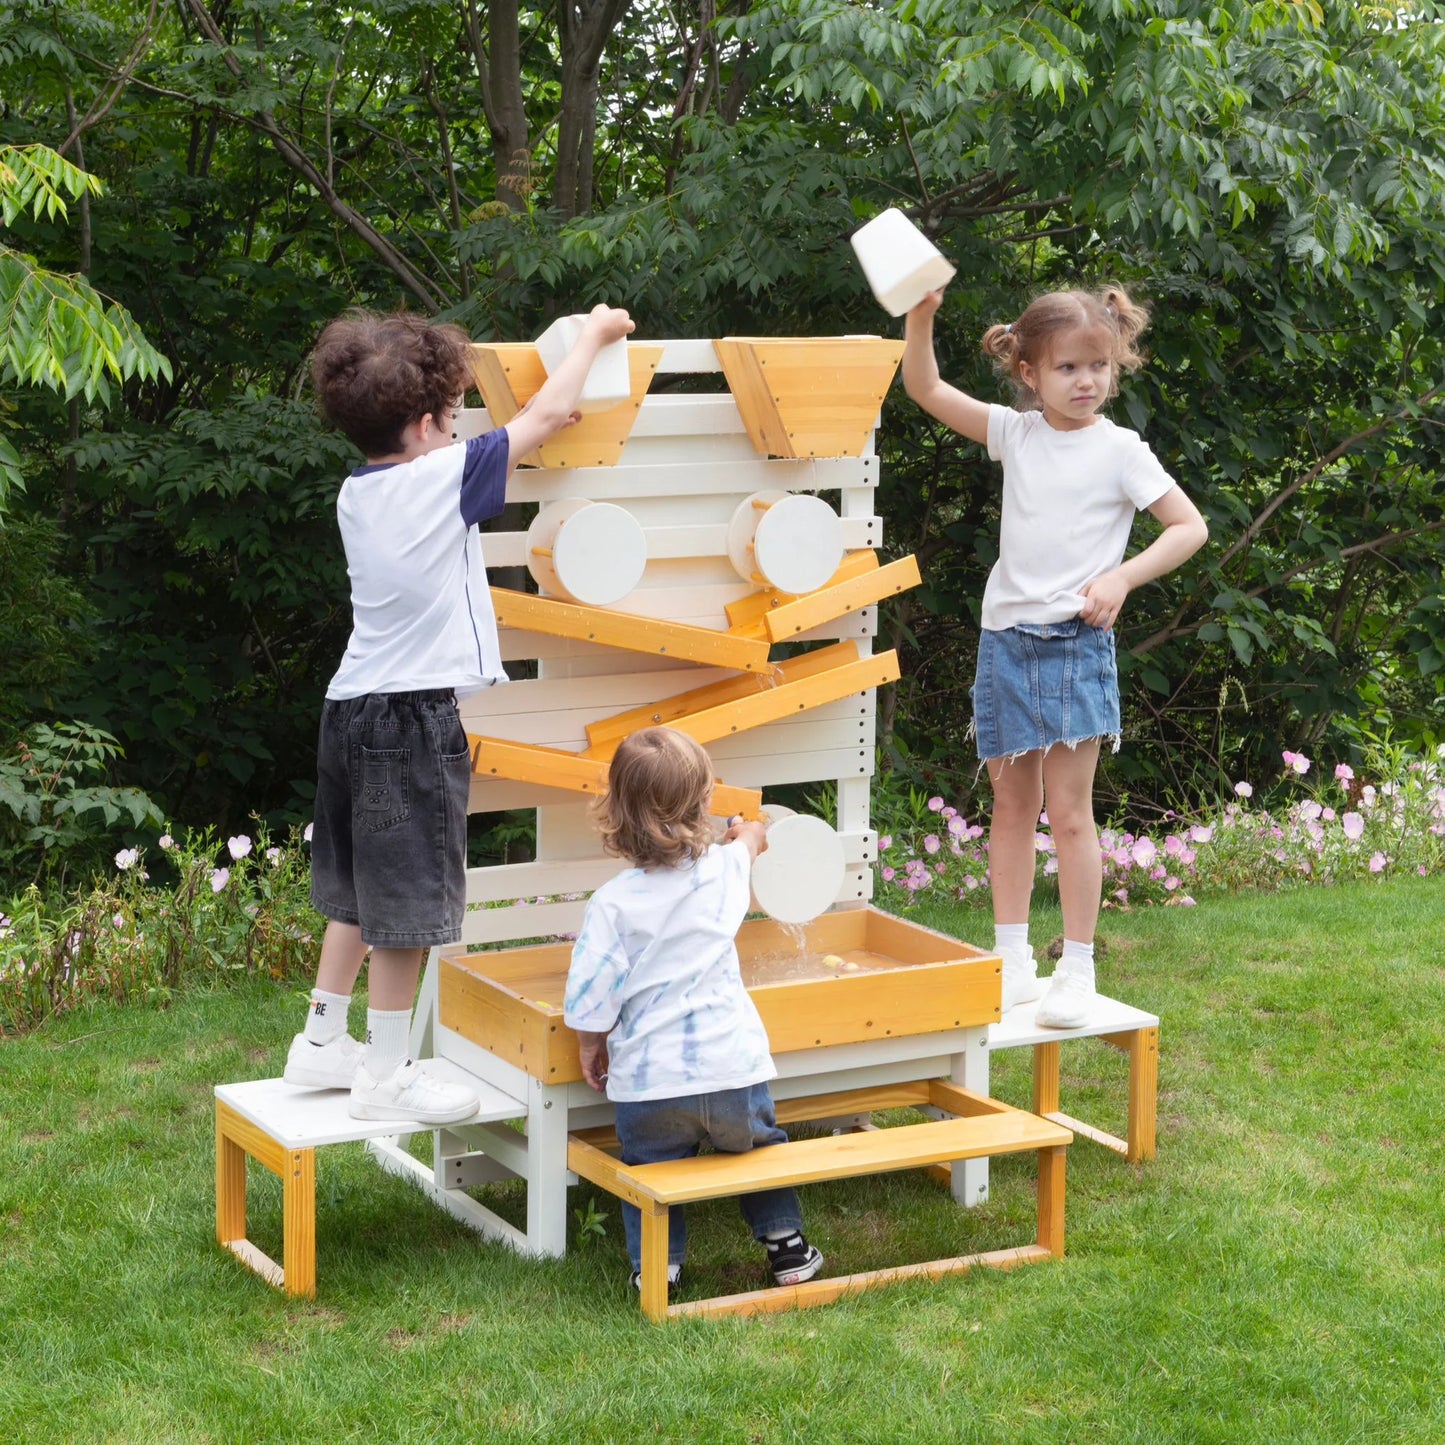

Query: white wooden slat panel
left=536, top=802, right=610, bottom=860
left=480, top=516, right=881, bottom=570
left=462, top=673, right=867, bottom=745
left=713, top=747, right=873, bottom=788
left=461, top=859, right=878, bottom=946
left=464, top=828, right=877, bottom=904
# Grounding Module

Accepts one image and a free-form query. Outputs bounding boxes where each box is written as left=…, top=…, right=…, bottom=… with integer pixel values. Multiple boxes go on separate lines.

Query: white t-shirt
left=326, top=431, right=510, bottom=699
left=563, top=841, right=777, bottom=1103
left=982, top=405, right=1176, bottom=631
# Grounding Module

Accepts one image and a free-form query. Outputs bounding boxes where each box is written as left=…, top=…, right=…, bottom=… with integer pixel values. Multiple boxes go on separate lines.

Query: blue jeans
left=613, top=1083, right=804, bottom=1269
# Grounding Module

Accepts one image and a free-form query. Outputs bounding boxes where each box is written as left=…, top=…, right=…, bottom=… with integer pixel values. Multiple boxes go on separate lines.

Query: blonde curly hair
left=981, top=283, right=1150, bottom=409
left=595, top=727, right=717, bottom=869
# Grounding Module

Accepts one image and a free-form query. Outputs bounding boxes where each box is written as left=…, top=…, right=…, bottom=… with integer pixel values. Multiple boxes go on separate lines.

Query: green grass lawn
left=2, top=877, right=1443, bottom=1443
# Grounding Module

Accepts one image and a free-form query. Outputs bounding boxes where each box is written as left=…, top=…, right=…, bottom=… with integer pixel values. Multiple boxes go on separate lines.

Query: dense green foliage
left=0, top=0, right=1442, bottom=875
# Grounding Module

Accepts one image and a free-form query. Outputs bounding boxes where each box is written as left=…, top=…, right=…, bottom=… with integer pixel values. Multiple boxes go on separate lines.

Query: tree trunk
left=555, top=0, right=632, bottom=219
left=465, top=0, right=532, bottom=212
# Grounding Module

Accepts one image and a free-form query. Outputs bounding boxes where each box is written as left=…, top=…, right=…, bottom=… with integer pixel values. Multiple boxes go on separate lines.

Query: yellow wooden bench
left=567, top=1080, right=1072, bottom=1322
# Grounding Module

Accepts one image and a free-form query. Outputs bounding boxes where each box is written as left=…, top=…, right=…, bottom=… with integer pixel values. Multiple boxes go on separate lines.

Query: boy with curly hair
left=286, top=304, right=634, bottom=1124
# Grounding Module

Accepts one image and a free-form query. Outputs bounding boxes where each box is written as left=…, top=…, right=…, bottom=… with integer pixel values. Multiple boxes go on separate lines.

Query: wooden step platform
left=215, top=1062, right=525, bottom=1298
left=989, top=993, right=1159, bottom=1163
left=567, top=1081, right=1071, bottom=1322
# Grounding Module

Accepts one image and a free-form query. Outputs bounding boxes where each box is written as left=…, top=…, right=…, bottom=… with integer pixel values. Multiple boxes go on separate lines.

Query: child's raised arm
left=902, top=290, right=991, bottom=447
left=502, top=304, right=635, bottom=467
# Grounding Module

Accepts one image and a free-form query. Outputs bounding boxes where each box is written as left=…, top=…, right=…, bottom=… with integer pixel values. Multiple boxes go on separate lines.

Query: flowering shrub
left=0, top=824, right=320, bottom=1033
left=875, top=742, right=1445, bottom=912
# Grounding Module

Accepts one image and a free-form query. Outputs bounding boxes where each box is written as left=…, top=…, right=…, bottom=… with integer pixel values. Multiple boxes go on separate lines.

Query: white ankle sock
left=1058, top=939, right=1096, bottom=986
left=364, top=1008, right=412, bottom=1080
left=302, top=988, right=351, bottom=1046
left=995, top=923, right=1030, bottom=955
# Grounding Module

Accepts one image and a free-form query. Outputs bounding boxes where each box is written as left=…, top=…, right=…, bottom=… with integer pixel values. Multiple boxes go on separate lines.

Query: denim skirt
left=971, top=619, right=1120, bottom=761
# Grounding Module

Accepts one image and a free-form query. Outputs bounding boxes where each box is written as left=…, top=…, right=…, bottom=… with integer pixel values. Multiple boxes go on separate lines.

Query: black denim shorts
left=309, top=690, right=472, bottom=948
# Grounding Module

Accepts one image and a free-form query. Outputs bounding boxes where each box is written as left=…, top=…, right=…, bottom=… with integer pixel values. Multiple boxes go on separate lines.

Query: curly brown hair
left=596, top=727, right=717, bottom=869
left=980, top=283, right=1150, bottom=409
left=310, top=310, right=473, bottom=458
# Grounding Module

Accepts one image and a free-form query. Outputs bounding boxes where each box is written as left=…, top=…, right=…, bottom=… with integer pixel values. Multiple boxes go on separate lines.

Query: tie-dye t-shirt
left=562, top=840, right=776, bottom=1102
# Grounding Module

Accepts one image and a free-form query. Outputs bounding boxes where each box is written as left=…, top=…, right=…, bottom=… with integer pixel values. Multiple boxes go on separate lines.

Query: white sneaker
left=1000, top=946, right=1045, bottom=1013
left=283, top=1031, right=364, bottom=1089
left=348, top=1059, right=480, bottom=1124
left=1034, top=967, right=1096, bottom=1029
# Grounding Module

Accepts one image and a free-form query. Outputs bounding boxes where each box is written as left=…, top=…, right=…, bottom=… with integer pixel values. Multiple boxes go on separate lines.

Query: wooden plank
left=763, top=555, right=922, bottom=642
left=282, top=1147, right=317, bottom=1299
left=725, top=551, right=880, bottom=634
left=224, top=1238, right=286, bottom=1291
left=1037, top=1145, right=1067, bottom=1256
left=216, top=1098, right=286, bottom=1176
left=216, top=1106, right=248, bottom=1246
left=1044, top=1111, right=1127, bottom=1158
left=566, top=1135, right=659, bottom=1211
left=466, top=735, right=761, bottom=819
left=490, top=589, right=772, bottom=673
left=752, top=956, right=1000, bottom=1053
left=583, top=640, right=862, bottom=757
left=631, top=650, right=898, bottom=751
left=1128, top=1026, right=1159, bottom=1163
left=439, top=954, right=574, bottom=1082
left=665, top=1247, right=1055, bottom=1321
left=1033, top=1041, right=1062, bottom=1116
left=623, top=1111, right=1073, bottom=1205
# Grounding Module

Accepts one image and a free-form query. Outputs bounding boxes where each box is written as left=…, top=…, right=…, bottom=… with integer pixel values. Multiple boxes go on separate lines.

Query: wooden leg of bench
left=216, top=1107, right=248, bottom=1249
left=1127, top=1026, right=1158, bottom=1163
left=283, top=1146, right=317, bottom=1299
left=1032, top=1041, right=1061, bottom=1116
left=1036, top=1144, right=1066, bottom=1258
left=638, top=1203, right=671, bottom=1323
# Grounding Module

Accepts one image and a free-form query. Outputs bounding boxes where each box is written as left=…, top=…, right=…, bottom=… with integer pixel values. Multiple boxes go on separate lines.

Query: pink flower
left=1234, top=781, right=1254, bottom=798
left=112, top=913, right=125, bottom=928
left=115, top=848, right=139, bottom=871
left=1165, top=834, right=1185, bottom=856
left=158, top=834, right=174, bottom=851
left=1322, top=808, right=1336, bottom=822
left=1114, top=888, right=1129, bottom=902
left=1132, top=838, right=1158, bottom=867
left=923, top=834, right=940, bottom=855
left=1189, top=825, right=1214, bottom=844
left=947, top=815, right=967, bottom=836
left=1368, top=852, right=1387, bottom=873
left=1282, top=750, right=1311, bottom=776
left=1299, top=801, right=1322, bottom=821
left=1043, top=857, right=1059, bottom=876
left=227, top=834, right=252, bottom=861
left=1335, top=763, right=1354, bottom=782
left=1341, top=812, right=1365, bottom=840
left=1164, top=876, right=1181, bottom=891
left=878, top=834, right=892, bottom=850
left=266, top=846, right=281, bottom=863
left=303, top=822, right=314, bottom=842
left=927, top=796, right=944, bottom=812
left=210, top=868, right=230, bottom=893
left=1150, top=864, right=1167, bottom=880
left=1177, top=895, right=1197, bottom=906
left=881, top=866, right=895, bottom=881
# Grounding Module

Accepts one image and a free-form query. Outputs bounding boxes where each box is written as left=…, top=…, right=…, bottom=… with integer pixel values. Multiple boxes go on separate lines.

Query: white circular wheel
left=527, top=500, right=647, bottom=606
left=749, top=814, right=847, bottom=925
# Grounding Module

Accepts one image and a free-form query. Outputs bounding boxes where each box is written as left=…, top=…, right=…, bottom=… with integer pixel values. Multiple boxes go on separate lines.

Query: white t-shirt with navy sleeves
left=982, top=405, right=1177, bottom=632
left=563, top=840, right=777, bottom=1103
left=326, top=430, right=510, bottom=699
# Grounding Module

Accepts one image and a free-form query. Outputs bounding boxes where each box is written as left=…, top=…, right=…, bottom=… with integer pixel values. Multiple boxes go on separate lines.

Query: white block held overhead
left=533, top=314, right=633, bottom=413
left=849, top=208, right=957, bottom=317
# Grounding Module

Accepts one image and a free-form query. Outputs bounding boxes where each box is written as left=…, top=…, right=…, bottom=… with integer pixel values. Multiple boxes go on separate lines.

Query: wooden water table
left=215, top=333, right=1153, bottom=1308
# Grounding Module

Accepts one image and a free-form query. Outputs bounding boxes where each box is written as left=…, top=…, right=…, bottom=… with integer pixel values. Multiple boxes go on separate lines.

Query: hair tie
left=1004, top=323, right=1013, bottom=335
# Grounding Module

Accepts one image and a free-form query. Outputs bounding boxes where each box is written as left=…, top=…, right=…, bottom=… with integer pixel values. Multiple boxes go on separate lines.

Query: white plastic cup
left=849, top=208, right=956, bottom=317
left=533, top=314, right=633, bottom=413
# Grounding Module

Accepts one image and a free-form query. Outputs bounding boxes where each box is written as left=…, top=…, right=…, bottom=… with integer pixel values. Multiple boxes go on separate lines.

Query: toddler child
left=563, top=726, right=824, bottom=1291
left=903, top=283, right=1208, bottom=1027
left=285, top=303, right=634, bottom=1122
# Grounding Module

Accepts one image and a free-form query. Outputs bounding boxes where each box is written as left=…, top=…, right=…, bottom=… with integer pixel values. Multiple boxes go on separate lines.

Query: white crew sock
left=302, top=988, right=352, bottom=1046
left=994, top=923, right=1030, bottom=955
left=364, top=1008, right=413, bottom=1080
left=1058, top=939, right=1096, bottom=987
